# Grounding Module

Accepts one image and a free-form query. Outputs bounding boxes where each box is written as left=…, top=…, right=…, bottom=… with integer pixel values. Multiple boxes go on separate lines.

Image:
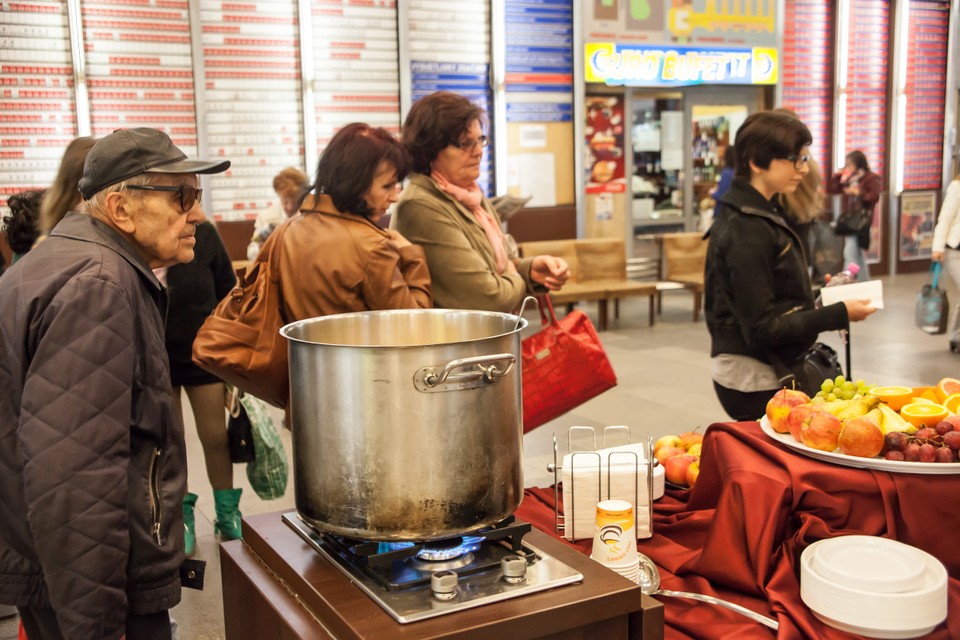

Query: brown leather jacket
left=278, top=194, right=431, bottom=321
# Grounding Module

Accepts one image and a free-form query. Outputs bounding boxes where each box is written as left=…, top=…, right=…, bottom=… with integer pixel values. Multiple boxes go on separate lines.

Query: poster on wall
left=584, top=95, right=625, bottom=194
left=899, top=191, right=937, bottom=261
left=582, top=0, right=776, bottom=46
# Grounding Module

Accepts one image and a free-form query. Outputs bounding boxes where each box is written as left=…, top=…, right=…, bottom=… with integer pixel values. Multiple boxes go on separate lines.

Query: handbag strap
left=765, top=350, right=795, bottom=390
left=931, top=261, right=942, bottom=289
left=536, top=294, right=560, bottom=328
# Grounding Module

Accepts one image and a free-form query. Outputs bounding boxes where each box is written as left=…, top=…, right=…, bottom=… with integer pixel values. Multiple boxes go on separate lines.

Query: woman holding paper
left=931, top=173, right=960, bottom=336
left=705, top=111, right=876, bottom=421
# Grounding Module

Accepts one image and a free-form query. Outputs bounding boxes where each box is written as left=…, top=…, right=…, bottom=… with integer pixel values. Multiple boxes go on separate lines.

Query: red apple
left=654, top=435, right=682, bottom=454
left=664, top=454, right=698, bottom=486
left=766, top=388, right=811, bottom=433
left=838, top=411, right=884, bottom=458
left=685, top=460, right=700, bottom=487
left=787, top=404, right=823, bottom=442
left=799, top=411, right=843, bottom=452
left=655, top=445, right=686, bottom=465
left=678, top=429, right=704, bottom=450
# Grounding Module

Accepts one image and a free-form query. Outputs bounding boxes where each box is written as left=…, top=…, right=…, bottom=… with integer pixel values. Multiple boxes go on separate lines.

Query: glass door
left=628, top=91, right=684, bottom=235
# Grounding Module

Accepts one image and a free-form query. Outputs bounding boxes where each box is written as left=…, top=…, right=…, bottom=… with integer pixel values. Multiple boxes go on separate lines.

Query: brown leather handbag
left=192, top=219, right=292, bottom=408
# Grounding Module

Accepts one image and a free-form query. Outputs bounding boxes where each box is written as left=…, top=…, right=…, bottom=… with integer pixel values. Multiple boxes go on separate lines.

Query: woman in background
left=394, top=90, right=568, bottom=312
left=39, top=136, right=96, bottom=238
left=705, top=111, right=875, bottom=421
left=160, top=222, right=238, bottom=556
left=931, top=171, right=960, bottom=339
left=278, top=122, right=431, bottom=320
left=829, top=150, right=881, bottom=281
left=247, top=166, right=309, bottom=260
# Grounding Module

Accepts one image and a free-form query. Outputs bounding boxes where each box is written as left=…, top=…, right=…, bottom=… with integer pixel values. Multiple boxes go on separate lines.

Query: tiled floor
left=2, top=269, right=957, bottom=639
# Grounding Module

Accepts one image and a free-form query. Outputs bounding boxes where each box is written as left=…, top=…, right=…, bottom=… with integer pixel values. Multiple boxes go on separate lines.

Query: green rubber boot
left=213, top=488, right=243, bottom=540
left=183, top=492, right=198, bottom=557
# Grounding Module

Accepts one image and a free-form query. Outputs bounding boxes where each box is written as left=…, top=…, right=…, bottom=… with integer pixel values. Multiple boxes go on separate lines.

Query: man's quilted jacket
left=0, top=212, right=186, bottom=639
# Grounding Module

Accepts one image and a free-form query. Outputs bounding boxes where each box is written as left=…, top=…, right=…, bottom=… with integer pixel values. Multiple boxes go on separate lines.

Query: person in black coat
left=705, top=111, right=876, bottom=421
left=160, top=221, right=238, bottom=556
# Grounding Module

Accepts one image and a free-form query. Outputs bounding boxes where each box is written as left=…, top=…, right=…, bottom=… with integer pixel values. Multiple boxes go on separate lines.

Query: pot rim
left=280, top=308, right=528, bottom=348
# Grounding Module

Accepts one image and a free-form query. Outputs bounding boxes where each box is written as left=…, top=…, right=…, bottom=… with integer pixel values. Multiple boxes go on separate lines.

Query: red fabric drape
left=517, top=421, right=959, bottom=640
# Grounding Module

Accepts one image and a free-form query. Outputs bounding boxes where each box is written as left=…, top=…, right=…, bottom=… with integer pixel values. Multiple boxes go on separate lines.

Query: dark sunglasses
left=125, top=184, right=202, bottom=212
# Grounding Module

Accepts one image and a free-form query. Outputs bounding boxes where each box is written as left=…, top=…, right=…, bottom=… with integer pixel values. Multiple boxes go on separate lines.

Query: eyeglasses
left=785, top=154, right=810, bottom=171
left=125, top=184, right=202, bottom=212
left=453, top=135, right=489, bottom=152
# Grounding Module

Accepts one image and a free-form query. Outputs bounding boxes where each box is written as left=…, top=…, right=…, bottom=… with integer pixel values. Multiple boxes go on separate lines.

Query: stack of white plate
left=800, top=536, right=948, bottom=639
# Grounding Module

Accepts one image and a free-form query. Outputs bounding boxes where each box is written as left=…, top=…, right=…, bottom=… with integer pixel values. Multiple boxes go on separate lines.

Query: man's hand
left=530, top=255, right=570, bottom=290
left=844, top=298, right=876, bottom=322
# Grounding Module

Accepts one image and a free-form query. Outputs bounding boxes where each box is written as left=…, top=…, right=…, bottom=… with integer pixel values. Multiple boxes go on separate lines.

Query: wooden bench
left=659, top=232, right=707, bottom=321
left=518, top=238, right=659, bottom=331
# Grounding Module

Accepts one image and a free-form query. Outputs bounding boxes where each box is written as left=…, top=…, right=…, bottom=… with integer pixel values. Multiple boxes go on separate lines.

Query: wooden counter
left=221, top=511, right=664, bottom=640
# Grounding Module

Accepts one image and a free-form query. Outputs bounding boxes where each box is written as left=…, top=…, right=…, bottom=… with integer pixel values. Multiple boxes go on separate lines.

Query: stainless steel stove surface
left=282, top=512, right=584, bottom=624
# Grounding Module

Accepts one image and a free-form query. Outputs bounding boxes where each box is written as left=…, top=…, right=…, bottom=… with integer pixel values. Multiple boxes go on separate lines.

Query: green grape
left=855, top=379, right=865, bottom=388
left=841, top=390, right=855, bottom=400
left=834, top=375, right=846, bottom=386
left=841, top=381, right=855, bottom=392
left=821, top=379, right=834, bottom=393
left=825, top=393, right=837, bottom=402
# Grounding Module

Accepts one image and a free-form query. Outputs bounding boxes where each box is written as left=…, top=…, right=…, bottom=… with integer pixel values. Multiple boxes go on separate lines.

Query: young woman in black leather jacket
left=704, top=111, right=876, bottom=421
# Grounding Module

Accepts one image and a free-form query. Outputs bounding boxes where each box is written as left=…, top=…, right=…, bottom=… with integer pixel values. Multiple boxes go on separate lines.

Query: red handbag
left=521, top=296, right=617, bottom=432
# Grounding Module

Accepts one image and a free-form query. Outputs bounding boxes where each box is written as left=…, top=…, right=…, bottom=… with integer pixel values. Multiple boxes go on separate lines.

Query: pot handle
left=414, top=353, right=516, bottom=392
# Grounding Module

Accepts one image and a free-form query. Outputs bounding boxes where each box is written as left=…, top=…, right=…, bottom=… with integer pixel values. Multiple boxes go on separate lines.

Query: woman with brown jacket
left=278, top=123, right=431, bottom=319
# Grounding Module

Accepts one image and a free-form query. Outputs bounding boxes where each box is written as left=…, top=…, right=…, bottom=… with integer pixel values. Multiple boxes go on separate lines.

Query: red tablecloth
left=516, top=421, right=960, bottom=640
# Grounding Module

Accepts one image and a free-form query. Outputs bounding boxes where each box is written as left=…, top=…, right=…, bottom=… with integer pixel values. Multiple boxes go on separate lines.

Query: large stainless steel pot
left=280, top=309, right=527, bottom=541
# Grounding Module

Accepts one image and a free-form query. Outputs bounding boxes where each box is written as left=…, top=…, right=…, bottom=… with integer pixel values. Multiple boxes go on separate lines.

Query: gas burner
left=282, top=511, right=583, bottom=624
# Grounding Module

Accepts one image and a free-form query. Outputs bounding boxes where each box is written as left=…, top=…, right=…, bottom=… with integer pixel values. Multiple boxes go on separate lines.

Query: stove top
left=282, top=511, right=584, bottom=623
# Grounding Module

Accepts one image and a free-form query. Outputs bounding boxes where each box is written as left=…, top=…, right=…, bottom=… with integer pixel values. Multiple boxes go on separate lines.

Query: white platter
left=758, top=417, right=960, bottom=474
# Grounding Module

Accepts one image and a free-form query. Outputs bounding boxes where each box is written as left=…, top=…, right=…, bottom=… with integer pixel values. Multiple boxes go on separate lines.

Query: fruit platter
left=760, top=376, right=960, bottom=474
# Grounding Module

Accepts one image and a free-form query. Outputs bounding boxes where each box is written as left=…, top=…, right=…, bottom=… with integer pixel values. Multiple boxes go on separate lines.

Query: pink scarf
left=431, top=170, right=508, bottom=273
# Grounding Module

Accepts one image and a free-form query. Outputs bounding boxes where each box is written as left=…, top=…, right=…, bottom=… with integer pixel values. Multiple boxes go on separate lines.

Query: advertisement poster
left=899, top=191, right=937, bottom=261
left=584, top=95, right=625, bottom=194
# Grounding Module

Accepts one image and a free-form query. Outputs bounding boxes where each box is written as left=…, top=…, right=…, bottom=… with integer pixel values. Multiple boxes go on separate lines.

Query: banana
left=878, top=403, right=916, bottom=435
left=818, top=399, right=854, bottom=416
left=834, top=395, right=882, bottom=423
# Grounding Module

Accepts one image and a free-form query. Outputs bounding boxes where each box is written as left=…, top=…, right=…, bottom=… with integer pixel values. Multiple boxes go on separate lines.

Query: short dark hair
left=310, top=123, right=408, bottom=218
left=2, top=190, right=44, bottom=255
left=733, top=111, right=812, bottom=179
left=846, top=150, right=870, bottom=172
left=401, top=91, right=485, bottom=174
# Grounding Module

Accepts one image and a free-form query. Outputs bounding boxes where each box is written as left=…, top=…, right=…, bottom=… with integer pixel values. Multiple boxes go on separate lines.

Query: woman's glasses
left=125, top=184, right=202, bottom=212
left=785, top=154, right=810, bottom=171
left=453, top=135, right=489, bottom=152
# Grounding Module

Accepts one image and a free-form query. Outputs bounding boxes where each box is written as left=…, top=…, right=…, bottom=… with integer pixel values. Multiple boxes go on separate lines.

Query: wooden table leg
left=598, top=300, right=608, bottom=331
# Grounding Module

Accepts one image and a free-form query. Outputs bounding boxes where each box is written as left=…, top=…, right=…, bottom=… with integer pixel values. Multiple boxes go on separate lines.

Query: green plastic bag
left=239, top=392, right=288, bottom=500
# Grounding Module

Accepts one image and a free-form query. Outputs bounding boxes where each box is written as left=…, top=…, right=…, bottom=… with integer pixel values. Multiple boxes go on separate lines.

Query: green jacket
left=395, top=173, right=540, bottom=312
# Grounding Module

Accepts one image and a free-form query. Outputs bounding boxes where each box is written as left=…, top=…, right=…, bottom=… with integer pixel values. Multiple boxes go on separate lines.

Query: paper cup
left=590, top=499, right=638, bottom=566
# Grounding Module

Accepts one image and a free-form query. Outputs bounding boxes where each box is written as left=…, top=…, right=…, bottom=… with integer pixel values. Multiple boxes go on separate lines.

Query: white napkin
left=561, top=442, right=665, bottom=541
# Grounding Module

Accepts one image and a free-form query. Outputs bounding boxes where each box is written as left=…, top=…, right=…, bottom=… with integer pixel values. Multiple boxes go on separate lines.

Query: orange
left=910, top=396, right=936, bottom=405
left=943, top=392, right=960, bottom=414
left=900, top=402, right=949, bottom=428
left=935, top=377, right=960, bottom=403
left=912, top=386, right=940, bottom=402
left=867, top=386, right=914, bottom=411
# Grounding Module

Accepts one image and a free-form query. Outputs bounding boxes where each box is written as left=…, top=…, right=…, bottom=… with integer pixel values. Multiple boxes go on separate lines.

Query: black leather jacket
left=705, top=178, right=849, bottom=365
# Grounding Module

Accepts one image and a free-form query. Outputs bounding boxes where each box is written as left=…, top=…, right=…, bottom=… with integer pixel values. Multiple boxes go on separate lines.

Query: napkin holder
left=548, top=426, right=660, bottom=541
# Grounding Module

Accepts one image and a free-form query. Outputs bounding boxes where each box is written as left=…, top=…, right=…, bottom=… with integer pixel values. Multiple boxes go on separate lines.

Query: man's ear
left=748, top=160, right=763, bottom=177
left=104, top=190, right=137, bottom=234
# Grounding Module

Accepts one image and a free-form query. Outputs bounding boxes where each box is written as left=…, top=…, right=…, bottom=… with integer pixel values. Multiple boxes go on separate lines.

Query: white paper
left=519, top=124, right=547, bottom=148
left=661, top=148, right=683, bottom=171
left=660, top=111, right=684, bottom=148
left=819, top=279, right=884, bottom=309
left=595, top=192, right=613, bottom=220
left=517, top=153, right=556, bottom=207
left=632, top=126, right=661, bottom=152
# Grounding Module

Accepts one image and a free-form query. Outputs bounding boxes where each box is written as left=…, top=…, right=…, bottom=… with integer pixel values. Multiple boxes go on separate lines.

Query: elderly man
left=0, top=128, right=230, bottom=640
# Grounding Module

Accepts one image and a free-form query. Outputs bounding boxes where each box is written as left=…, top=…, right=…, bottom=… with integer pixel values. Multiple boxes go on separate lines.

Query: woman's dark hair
left=732, top=111, right=812, bottom=179
left=846, top=150, right=870, bottom=172
left=310, top=123, right=408, bottom=218
left=401, top=91, right=485, bottom=174
left=41, top=136, right=95, bottom=234
left=2, top=190, right=44, bottom=255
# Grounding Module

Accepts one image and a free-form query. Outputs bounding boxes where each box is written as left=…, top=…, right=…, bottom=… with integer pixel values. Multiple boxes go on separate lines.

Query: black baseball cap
left=79, top=127, right=230, bottom=200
